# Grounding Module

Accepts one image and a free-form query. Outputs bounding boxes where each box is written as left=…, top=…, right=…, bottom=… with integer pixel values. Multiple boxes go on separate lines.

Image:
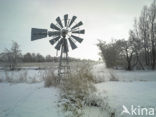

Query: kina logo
left=121, top=105, right=155, bottom=116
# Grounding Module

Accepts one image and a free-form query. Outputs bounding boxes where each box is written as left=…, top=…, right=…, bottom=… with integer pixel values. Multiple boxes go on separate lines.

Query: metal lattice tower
left=31, top=14, right=85, bottom=77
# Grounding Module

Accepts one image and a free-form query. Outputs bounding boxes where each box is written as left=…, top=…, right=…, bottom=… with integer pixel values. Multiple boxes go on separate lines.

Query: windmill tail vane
left=31, top=14, right=85, bottom=77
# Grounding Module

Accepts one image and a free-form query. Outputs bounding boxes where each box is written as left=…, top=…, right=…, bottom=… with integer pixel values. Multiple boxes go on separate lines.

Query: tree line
left=97, top=0, right=156, bottom=70
left=0, top=41, right=91, bottom=70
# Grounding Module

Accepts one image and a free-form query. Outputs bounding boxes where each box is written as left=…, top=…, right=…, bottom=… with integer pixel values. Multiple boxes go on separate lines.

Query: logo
left=121, top=105, right=155, bottom=116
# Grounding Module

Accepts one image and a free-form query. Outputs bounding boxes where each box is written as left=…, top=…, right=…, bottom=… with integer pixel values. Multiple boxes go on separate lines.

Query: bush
left=4, top=71, right=40, bottom=83
left=59, top=63, right=96, bottom=117
left=17, top=71, right=27, bottom=83
left=43, top=70, right=59, bottom=87
left=5, top=71, right=28, bottom=83
left=61, top=63, right=96, bottom=98
left=109, top=71, right=119, bottom=81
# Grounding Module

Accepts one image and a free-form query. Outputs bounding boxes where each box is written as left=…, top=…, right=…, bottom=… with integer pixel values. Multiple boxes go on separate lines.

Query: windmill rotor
left=31, top=14, right=85, bottom=77
left=47, top=14, right=85, bottom=51
left=31, top=28, right=48, bottom=41
left=68, top=16, right=77, bottom=27
left=31, top=14, right=85, bottom=51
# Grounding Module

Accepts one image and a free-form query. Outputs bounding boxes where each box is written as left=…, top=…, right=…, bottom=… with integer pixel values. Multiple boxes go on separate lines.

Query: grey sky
left=0, top=0, right=153, bottom=60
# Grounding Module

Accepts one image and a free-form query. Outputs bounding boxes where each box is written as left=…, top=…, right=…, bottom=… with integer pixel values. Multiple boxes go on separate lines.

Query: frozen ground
left=96, top=82, right=156, bottom=117
left=114, top=70, right=156, bottom=81
left=94, top=64, right=156, bottom=117
left=0, top=83, right=64, bottom=117
left=0, top=69, right=45, bottom=82
left=0, top=63, right=156, bottom=117
left=93, top=63, right=156, bottom=82
left=0, top=82, right=109, bottom=117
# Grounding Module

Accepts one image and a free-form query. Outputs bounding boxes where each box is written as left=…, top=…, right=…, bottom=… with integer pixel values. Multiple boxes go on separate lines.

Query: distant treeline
left=97, top=1, right=156, bottom=70
left=0, top=41, right=94, bottom=70
left=0, top=51, right=92, bottom=63
left=16, top=52, right=85, bottom=63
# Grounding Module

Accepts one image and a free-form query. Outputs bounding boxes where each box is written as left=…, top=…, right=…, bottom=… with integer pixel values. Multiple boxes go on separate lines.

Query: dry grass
left=17, top=62, right=58, bottom=69
left=5, top=71, right=27, bottom=83
left=109, top=71, right=119, bottom=81
left=59, top=63, right=96, bottom=117
left=43, top=70, right=59, bottom=87
left=61, top=63, right=96, bottom=98
left=4, top=71, right=41, bottom=83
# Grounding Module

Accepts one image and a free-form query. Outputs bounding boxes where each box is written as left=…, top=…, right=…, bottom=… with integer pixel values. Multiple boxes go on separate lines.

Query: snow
left=94, top=63, right=156, bottom=117
left=93, top=63, right=156, bottom=82
left=0, top=63, right=156, bottom=117
left=82, top=106, right=109, bottom=117
left=0, top=69, right=45, bottom=82
left=96, top=82, right=156, bottom=116
left=0, top=83, right=64, bottom=117
left=114, top=70, right=156, bottom=81
left=92, top=63, right=111, bottom=82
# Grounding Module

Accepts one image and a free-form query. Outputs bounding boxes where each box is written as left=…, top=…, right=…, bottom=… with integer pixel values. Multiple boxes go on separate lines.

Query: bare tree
left=116, top=39, right=134, bottom=70
left=97, top=0, right=156, bottom=70
left=36, top=53, right=45, bottom=62
left=3, top=41, right=21, bottom=70
left=148, top=0, right=156, bottom=70
left=139, top=6, right=151, bottom=65
left=46, top=55, right=53, bottom=62
left=129, top=28, right=145, bottom=70
left=97, top=40, right=123, bottom=68
left=23, top=53, right=32, bottom=62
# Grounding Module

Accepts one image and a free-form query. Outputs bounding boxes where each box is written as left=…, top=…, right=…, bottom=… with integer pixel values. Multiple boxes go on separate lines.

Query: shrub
left=109, top=71, right=119, bottom=81
left=30, top=77, right=38, bottom=83
left=5, top=71, right=14, bottom=82
left=59, top=63, right=96, bottom=117
left=5, top=71, right=28, bottom=83
left=17, top=71, right=27, bottom=83
left=43, top=70, right=59, bottom=87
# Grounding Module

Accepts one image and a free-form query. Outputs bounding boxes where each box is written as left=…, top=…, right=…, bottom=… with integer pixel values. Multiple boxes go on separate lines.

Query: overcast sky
left=0, top=0, right=153, bottom=60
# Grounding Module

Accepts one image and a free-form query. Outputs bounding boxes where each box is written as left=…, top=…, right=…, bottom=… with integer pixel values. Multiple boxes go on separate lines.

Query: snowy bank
left=0, top=83, right=64, bottom=117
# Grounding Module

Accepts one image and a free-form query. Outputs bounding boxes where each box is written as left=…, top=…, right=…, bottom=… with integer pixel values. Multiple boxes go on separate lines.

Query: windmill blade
left=69, top=16, right=77, bottom=27
left=31, top=28, right=47, bottom=41
left=56, top=16, right=63, bottom=28
left=71, top=35, right=83, bottom=43
left=63, top=39, right=69, bottom=52
left=50, top=23, right=61, bottom=30
left=72, top=29, right=85, bottom=34
left=71, top=21, right=83, bottom=29
left=49, top=36, right=61, bottom=45
left=55, top=38, right=64, bottom=50
left=48, top=31, right=60, bottom=37
left=64, top=14, right=68, bottom=27
left=68, top=38, right=77, bottom=50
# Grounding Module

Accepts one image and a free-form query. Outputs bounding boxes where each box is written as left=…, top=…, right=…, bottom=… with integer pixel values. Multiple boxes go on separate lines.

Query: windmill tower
left=31, top=14, right=85, bottom=77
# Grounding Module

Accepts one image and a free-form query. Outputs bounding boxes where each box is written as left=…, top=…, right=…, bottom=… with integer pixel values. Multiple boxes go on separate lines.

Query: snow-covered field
left=94, top=64, right=156, bottom=117
left=0, top=69, right=45, bottom=83
left=0, top=83, right=64, bottom=117
left=0, top=63, right=156, bottom=117
left=96, top=82, right=156, bottom=117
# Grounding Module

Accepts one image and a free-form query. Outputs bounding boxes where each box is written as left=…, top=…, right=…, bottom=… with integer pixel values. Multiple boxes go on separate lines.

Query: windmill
left=31, top=14, right=85, bottom=77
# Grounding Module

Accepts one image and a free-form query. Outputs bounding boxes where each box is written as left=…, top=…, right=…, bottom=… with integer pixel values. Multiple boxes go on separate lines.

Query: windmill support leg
left=58, top=45, right=63, bottom=77
left=58, top=46, right=70, bottom=80
left=65, top=51, right=70, bottom=75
